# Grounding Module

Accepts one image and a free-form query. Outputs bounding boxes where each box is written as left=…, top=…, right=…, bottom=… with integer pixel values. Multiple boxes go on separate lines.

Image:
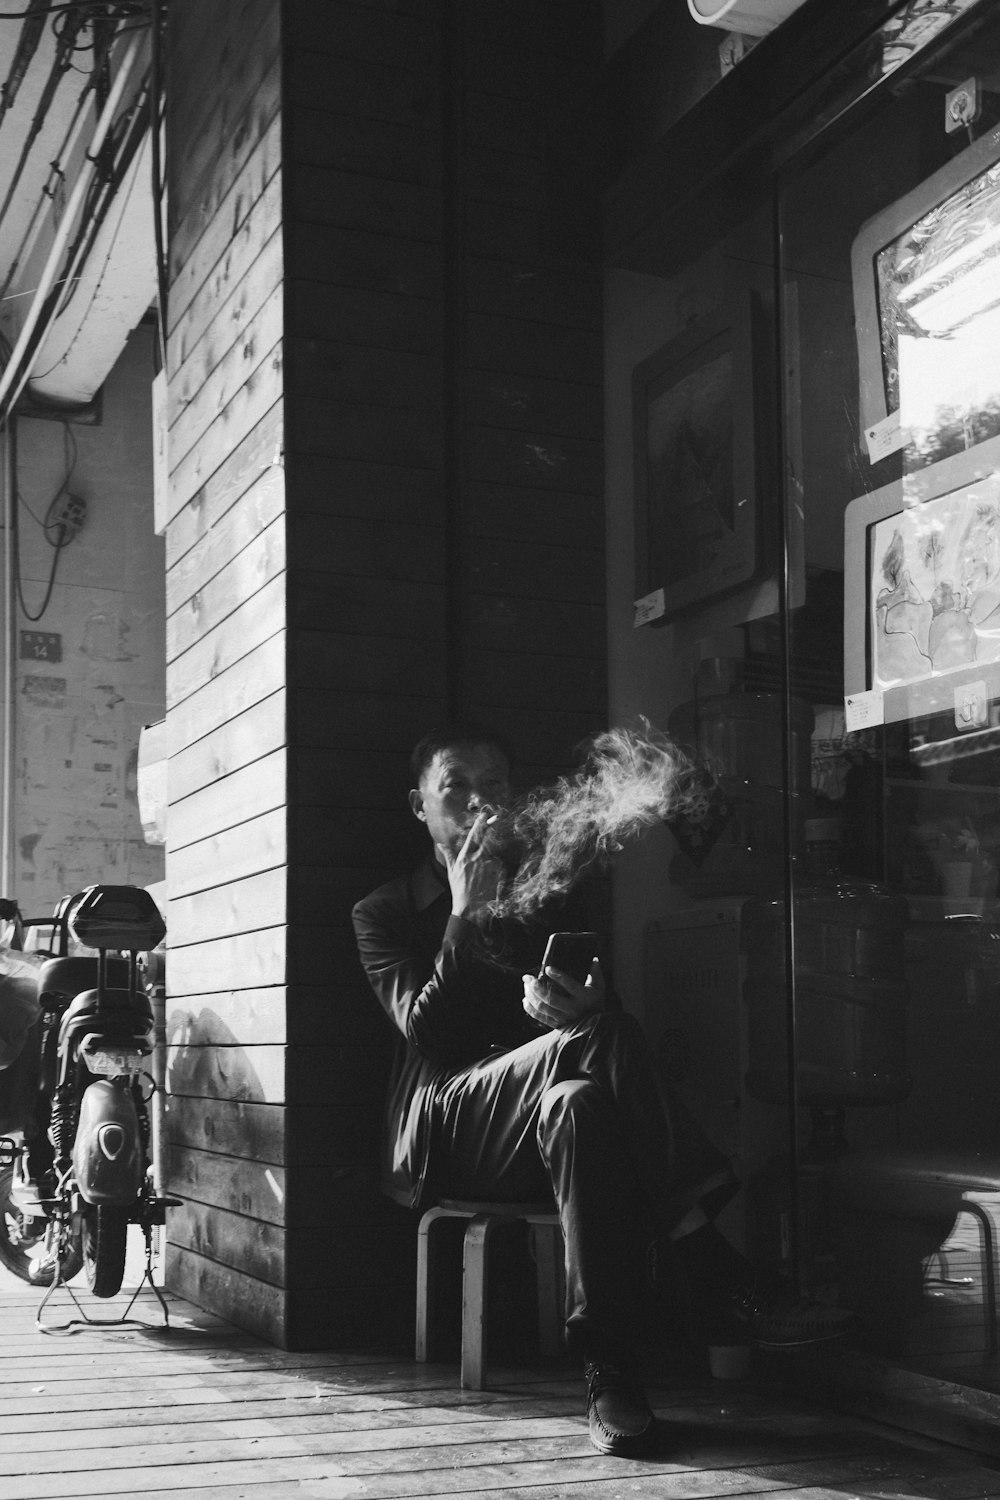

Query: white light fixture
left=687, top=0, right=808, bottom=35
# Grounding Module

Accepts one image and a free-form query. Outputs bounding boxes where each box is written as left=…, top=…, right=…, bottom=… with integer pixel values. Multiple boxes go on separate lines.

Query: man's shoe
left=583, top=1360, right=656, bottom=1456
left=730, top=1285, right=859, bottom=1349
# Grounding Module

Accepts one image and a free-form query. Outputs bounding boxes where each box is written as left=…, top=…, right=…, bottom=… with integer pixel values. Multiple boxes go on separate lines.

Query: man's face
left=409, top=742, right=511, bottom=861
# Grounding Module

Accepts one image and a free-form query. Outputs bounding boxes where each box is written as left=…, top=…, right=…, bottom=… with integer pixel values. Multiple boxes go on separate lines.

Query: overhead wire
left=45, top=71, right=150, bottom=319
left=0, top=2, right=155, bottom=419
left=0, top=82, right=90, bottom=307
left=0, top=3, right=89, bottom=233
left=51, top=4, right=104, bottom=47
left=0, top=25, right=145, bottom=421
left=0, top=0, right=49, bottom=128
left=0, top=5, right=140, bottom=308
left=29, top=80, right=148, bottom=380
left=2, top=59, right=150, bottom=363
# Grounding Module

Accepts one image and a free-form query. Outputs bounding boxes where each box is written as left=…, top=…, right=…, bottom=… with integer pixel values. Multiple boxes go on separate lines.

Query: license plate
left=83, top=1049, right=146, bottom=1077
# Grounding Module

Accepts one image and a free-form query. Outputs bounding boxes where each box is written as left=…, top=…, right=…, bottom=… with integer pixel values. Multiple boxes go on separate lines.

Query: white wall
left=6, top=324, right=165, bottom=913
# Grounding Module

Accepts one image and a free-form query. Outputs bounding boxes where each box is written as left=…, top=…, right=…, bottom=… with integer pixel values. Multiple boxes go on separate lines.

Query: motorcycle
left=0, top=884, right=174, bottom=1301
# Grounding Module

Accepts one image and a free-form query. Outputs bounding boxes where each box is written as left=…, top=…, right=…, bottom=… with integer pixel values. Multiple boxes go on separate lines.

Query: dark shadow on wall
left=165, top=1007, right=268, bottom=1102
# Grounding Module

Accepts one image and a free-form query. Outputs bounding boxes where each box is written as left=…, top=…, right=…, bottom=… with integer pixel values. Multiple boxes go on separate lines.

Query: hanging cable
left=30, top=96, right=147, bottom=381
left=42, top=75, right=150, bottom=329
left=0, top=26, right=144, bottom=422
left=0, top=0, right=49, bottom=130
left=1, top=63, right=151, bottom=413
left=0, top=7, right=140, bottom=308
left=0, top=3, right=89, bottom=235
left=0, top=51, right=101, bottom=309
left=11, top=417, right=81, bottom=623
left=51, top=3, right=104, bottom=50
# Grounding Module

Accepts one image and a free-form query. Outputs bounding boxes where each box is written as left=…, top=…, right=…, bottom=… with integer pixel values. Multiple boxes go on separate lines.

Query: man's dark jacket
left=352, top=855, right=602, bottom=1209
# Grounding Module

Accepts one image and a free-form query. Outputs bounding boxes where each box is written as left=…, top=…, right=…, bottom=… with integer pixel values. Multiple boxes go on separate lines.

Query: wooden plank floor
left=3, top=1278, right=1000, bottom=1499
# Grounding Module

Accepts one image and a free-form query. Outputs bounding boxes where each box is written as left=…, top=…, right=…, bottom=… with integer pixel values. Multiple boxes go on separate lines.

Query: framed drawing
left=633, top=294, right=762, bottom=623
left=844, top=430, right=1000, bottom=727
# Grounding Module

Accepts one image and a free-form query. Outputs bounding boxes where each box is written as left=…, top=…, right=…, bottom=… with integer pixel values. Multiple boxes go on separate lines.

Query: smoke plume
left=486, top=719, right=698, bottom=921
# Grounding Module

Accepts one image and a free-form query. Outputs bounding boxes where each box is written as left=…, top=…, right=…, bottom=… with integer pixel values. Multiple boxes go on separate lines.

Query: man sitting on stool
left=352, top=722, right=855, bottom=1458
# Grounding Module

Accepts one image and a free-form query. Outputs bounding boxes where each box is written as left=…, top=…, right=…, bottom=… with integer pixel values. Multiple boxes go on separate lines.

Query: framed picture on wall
left=633, top=295, right=762, bottom=623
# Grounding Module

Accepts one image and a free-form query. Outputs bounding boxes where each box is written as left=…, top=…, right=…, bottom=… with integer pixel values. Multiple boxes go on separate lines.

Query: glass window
left=777, top=0, right=1000, bottom=1390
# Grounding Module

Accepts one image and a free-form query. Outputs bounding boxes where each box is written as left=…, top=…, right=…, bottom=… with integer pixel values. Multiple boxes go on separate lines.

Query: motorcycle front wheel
left=0, top=1164, right=45, bottom=1282
left=0, top=1165, right=82, bottom=1285
left=81, top=1204, right=129, bottom=1297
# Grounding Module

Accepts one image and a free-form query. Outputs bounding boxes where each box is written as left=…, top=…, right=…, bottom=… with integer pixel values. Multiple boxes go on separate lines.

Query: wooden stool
left=415, top=1198, right=563, bottom=1389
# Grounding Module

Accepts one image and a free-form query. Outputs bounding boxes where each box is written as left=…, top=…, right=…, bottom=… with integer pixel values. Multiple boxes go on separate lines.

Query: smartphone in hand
left=538, top=931, right=602, bottom=987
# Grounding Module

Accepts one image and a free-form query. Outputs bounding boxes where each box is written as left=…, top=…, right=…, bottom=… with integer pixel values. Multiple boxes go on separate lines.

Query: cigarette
left=485, top=815, right=498, bottom=826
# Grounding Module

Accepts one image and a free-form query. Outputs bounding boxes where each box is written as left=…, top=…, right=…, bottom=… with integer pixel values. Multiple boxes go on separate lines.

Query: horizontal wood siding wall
left=281, top=0, right=606, bottom=1348
left=163, top=0, right=291, bottom=1346
left=455, top=1, right=607, bottom=786
left=280, top=0, right=445, bottom=1349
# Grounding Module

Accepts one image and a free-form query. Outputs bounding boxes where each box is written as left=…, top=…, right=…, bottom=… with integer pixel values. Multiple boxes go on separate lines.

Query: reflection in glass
left=878, top=160, right=1000, bottom=464
left=879, top=0, right=981, bottom=76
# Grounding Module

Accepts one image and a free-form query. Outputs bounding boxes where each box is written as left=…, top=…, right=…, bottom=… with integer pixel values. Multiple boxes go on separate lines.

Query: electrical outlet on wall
left=51, top=491, right=86, bottom=537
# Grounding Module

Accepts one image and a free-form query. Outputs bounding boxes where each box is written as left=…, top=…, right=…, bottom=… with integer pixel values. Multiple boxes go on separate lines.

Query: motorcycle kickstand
left=35, top=1223, right=171, bottom=1335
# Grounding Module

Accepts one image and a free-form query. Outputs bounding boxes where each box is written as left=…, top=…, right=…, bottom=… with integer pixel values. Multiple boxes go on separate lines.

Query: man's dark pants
left=430, top=1011, right=735, bottom=1360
